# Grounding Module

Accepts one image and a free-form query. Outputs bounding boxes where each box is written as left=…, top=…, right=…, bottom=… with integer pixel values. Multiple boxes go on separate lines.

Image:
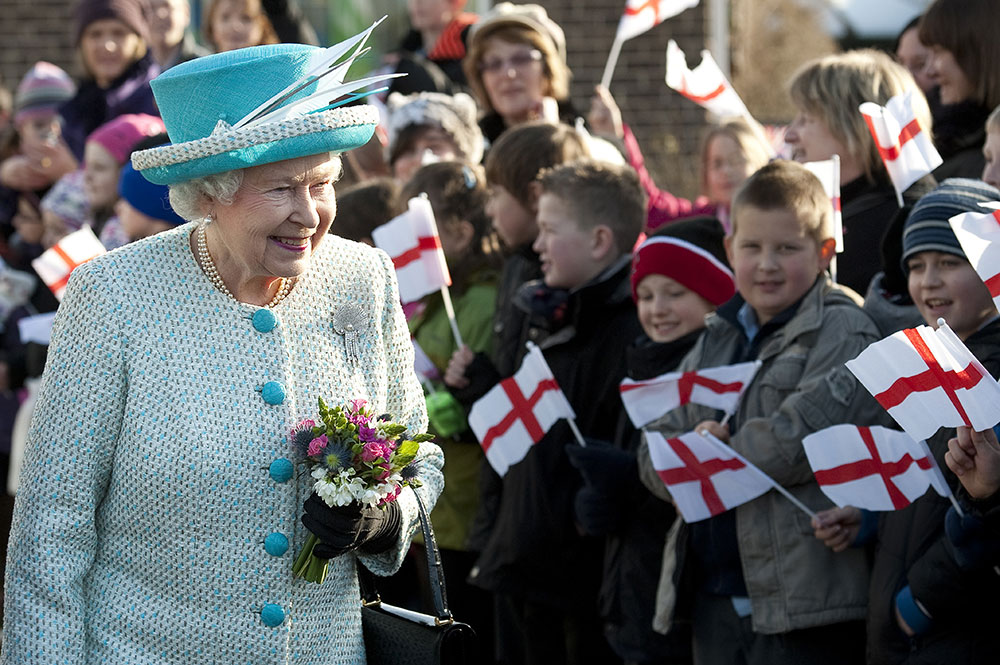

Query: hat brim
left=132, top=106, right=378, bottom=185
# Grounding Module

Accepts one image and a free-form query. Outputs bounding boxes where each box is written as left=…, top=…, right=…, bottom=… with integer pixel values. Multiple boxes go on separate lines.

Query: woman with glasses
left=462, top=3, right=573, bottom=143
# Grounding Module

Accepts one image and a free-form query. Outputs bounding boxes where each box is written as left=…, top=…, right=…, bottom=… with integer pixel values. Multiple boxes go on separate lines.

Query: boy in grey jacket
left=638, top=161, right=885, bottom=665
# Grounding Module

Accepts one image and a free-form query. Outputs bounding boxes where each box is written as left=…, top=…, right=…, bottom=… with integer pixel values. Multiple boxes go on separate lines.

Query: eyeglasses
left=478, top=49, right=543, bottom=75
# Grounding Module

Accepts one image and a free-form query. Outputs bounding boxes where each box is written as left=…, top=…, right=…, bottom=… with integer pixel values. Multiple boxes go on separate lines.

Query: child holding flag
left=813, top=179, right=1000, bottom=664
left=567, top=215, right=734, bottom=665
left=638, top=160, right=885, bottom=664
left=398, top=161, right=501, bottom=659
left=467, top=159, right=645, bottom=664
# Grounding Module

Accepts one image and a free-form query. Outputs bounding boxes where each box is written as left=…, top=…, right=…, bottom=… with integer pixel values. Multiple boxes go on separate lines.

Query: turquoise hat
left=132, top=36, right=387, bottom=185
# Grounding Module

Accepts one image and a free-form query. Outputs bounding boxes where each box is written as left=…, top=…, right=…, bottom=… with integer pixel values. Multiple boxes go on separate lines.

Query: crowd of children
left=2, top=0, right=1000, bottom=663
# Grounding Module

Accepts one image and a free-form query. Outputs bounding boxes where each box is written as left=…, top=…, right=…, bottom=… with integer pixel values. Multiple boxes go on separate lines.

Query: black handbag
left=358, top=492, right=477, bottom=665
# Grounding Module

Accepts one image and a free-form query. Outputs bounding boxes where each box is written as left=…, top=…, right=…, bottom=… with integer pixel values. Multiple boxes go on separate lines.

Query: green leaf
left=412, top=433, right=435, bottom=443
left=397, top=439, right=419, bottom=458
left=379, top=423, right=408, bottom=439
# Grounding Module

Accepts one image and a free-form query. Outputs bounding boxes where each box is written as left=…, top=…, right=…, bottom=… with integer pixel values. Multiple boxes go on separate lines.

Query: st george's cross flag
left=846, top=324, right=1000, bottom=442
left=859, top=91, right=942, bottom=200
left=646, top=430, right=774, bottom=522
left=614, top=0, right=699, bottom=42
left=803, top=156, right=844, bottom=253
left=949, top=204, right=1000, bottom=311
left=665, top=40, right=749, bottom=120
left=619, top=360, right=760, bottom=427
left=803, top=424, right=950, bottom=511
left=469, top=342, right=576, bottom=476
left=371, top=195, right=451, bottom=304
left=32, top=226, right=106, bottom=301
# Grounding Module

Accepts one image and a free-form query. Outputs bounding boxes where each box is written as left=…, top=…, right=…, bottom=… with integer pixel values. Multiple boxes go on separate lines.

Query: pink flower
left=375, top=466, right=391, bottom=482
left=307, top=434, right=329, bottom=457
left=359, top=424, right=378, bottom=442
left=379, top=486, right=403, bottom=506
left=361, top=441, right=384, bottom=463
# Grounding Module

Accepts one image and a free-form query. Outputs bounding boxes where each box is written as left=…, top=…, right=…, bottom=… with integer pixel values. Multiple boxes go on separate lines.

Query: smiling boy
left=814, top=179, right=1000, bottom=665
left=471, top=159, right=646, bottom=663
left=639, top=160, right=886, bottom=665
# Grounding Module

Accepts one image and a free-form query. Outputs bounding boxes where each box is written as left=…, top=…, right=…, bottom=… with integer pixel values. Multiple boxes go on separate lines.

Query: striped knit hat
left=901, top=178, right=1000, bottom=269
left=13, top=62, right=76, bottom=126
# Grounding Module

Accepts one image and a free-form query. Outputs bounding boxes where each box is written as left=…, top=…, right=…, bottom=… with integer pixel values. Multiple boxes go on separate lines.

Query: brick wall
left=545, top=0, right=710, bottom=202
left=1, top=0, right=713, bottom=200
left=1, top=0, right=82, bottom=94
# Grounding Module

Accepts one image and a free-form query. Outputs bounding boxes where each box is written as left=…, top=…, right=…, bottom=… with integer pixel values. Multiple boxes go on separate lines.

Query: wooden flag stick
left=698, top=429, right=817, bottom=519
left=600, top=36, right=624, bottom=90
left=439, top=283, right=464, bottom=349
left=566, top=417, right=588, bottom=448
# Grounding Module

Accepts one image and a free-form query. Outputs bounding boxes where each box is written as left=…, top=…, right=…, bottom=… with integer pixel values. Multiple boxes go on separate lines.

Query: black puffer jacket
left=599, top=331, right=698, bottom=664
left=469, top=258, right=642, bottom=611
left=867, top=317, right=1000, bottom=665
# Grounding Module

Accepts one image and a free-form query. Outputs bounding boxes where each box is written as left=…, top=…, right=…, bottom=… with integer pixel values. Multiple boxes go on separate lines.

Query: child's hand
left=946, top=426, right=1000, bottom=500
left=25, top=138, right=78, bottom=180
left=588, top=86, right=624, bottom=140
left=811, top=506, right=862, bottom=552
left=694, top=420, right=729, bottom=443
left=444, top=345, right=474, bottom=389
left=0, top=156, right=50, bottom=191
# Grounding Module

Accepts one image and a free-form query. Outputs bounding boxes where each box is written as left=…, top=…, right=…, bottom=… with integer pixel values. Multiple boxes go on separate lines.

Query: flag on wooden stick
left=32, top=226, right=106, bottom=300
left=469, top=342, right=576, bottom=476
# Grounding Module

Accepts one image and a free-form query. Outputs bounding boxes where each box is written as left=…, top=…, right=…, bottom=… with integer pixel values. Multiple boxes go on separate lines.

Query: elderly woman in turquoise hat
left=2, top=26, right=444, bottom=665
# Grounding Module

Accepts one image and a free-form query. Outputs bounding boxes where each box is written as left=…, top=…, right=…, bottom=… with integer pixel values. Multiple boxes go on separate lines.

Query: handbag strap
left=357, top=490, right=455, bottom=625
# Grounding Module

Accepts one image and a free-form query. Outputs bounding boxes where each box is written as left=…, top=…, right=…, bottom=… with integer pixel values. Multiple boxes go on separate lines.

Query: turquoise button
left=269, top=458, right=293, bottom=483
left=252, top=308, right=278, bottom=333
left=264, top=532, right=289, bottom=557
left=261, top=603, right=285, bottom=627
left=261, top=381, right=285, bottom=405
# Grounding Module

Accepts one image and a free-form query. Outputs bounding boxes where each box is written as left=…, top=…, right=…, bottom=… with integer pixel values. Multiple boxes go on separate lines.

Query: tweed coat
left=1, top=223, right=444, bottom=665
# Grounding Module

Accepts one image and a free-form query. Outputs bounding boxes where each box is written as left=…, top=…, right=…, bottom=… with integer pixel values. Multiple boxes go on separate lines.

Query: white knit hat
left=386, top=92, right=484, bottom=165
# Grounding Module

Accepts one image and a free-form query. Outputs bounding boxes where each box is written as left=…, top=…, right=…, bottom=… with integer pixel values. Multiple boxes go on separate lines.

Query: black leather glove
left=301, top=495, right=402, bottom=559
left=566, top=439, right=638, bottom=537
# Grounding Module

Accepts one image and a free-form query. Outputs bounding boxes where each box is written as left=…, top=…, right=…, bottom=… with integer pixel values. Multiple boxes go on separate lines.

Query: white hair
left=168, top=169, right=245, bottom=222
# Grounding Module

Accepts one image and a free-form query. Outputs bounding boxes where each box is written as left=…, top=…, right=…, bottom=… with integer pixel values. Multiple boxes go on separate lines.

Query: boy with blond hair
left=470, top=159, right=645, bottom=664
left=639, top=160, right=885, bottom=664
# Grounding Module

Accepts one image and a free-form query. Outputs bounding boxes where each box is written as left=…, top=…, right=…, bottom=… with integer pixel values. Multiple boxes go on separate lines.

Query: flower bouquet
left=290, top=397, right=432, bottom=583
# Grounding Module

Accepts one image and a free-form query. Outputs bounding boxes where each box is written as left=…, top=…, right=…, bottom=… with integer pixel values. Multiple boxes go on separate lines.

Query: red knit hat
left=631, top=236, right=736, bottom=306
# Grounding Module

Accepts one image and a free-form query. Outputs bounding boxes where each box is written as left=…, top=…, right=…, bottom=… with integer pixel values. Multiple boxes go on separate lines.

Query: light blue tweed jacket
left=1, top=223, right=444, bottom=665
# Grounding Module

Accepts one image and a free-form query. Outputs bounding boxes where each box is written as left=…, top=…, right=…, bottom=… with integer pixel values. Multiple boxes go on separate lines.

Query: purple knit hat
left=87, top=113, right=165, bottom=165
left=73, top=0, right=150, bottom=44
left=13, top=62, right=76, bottom=126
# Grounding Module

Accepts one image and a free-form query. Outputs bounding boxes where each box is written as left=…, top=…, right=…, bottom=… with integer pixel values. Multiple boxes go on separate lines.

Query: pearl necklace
left=196, top=223, right=293, bottom=308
